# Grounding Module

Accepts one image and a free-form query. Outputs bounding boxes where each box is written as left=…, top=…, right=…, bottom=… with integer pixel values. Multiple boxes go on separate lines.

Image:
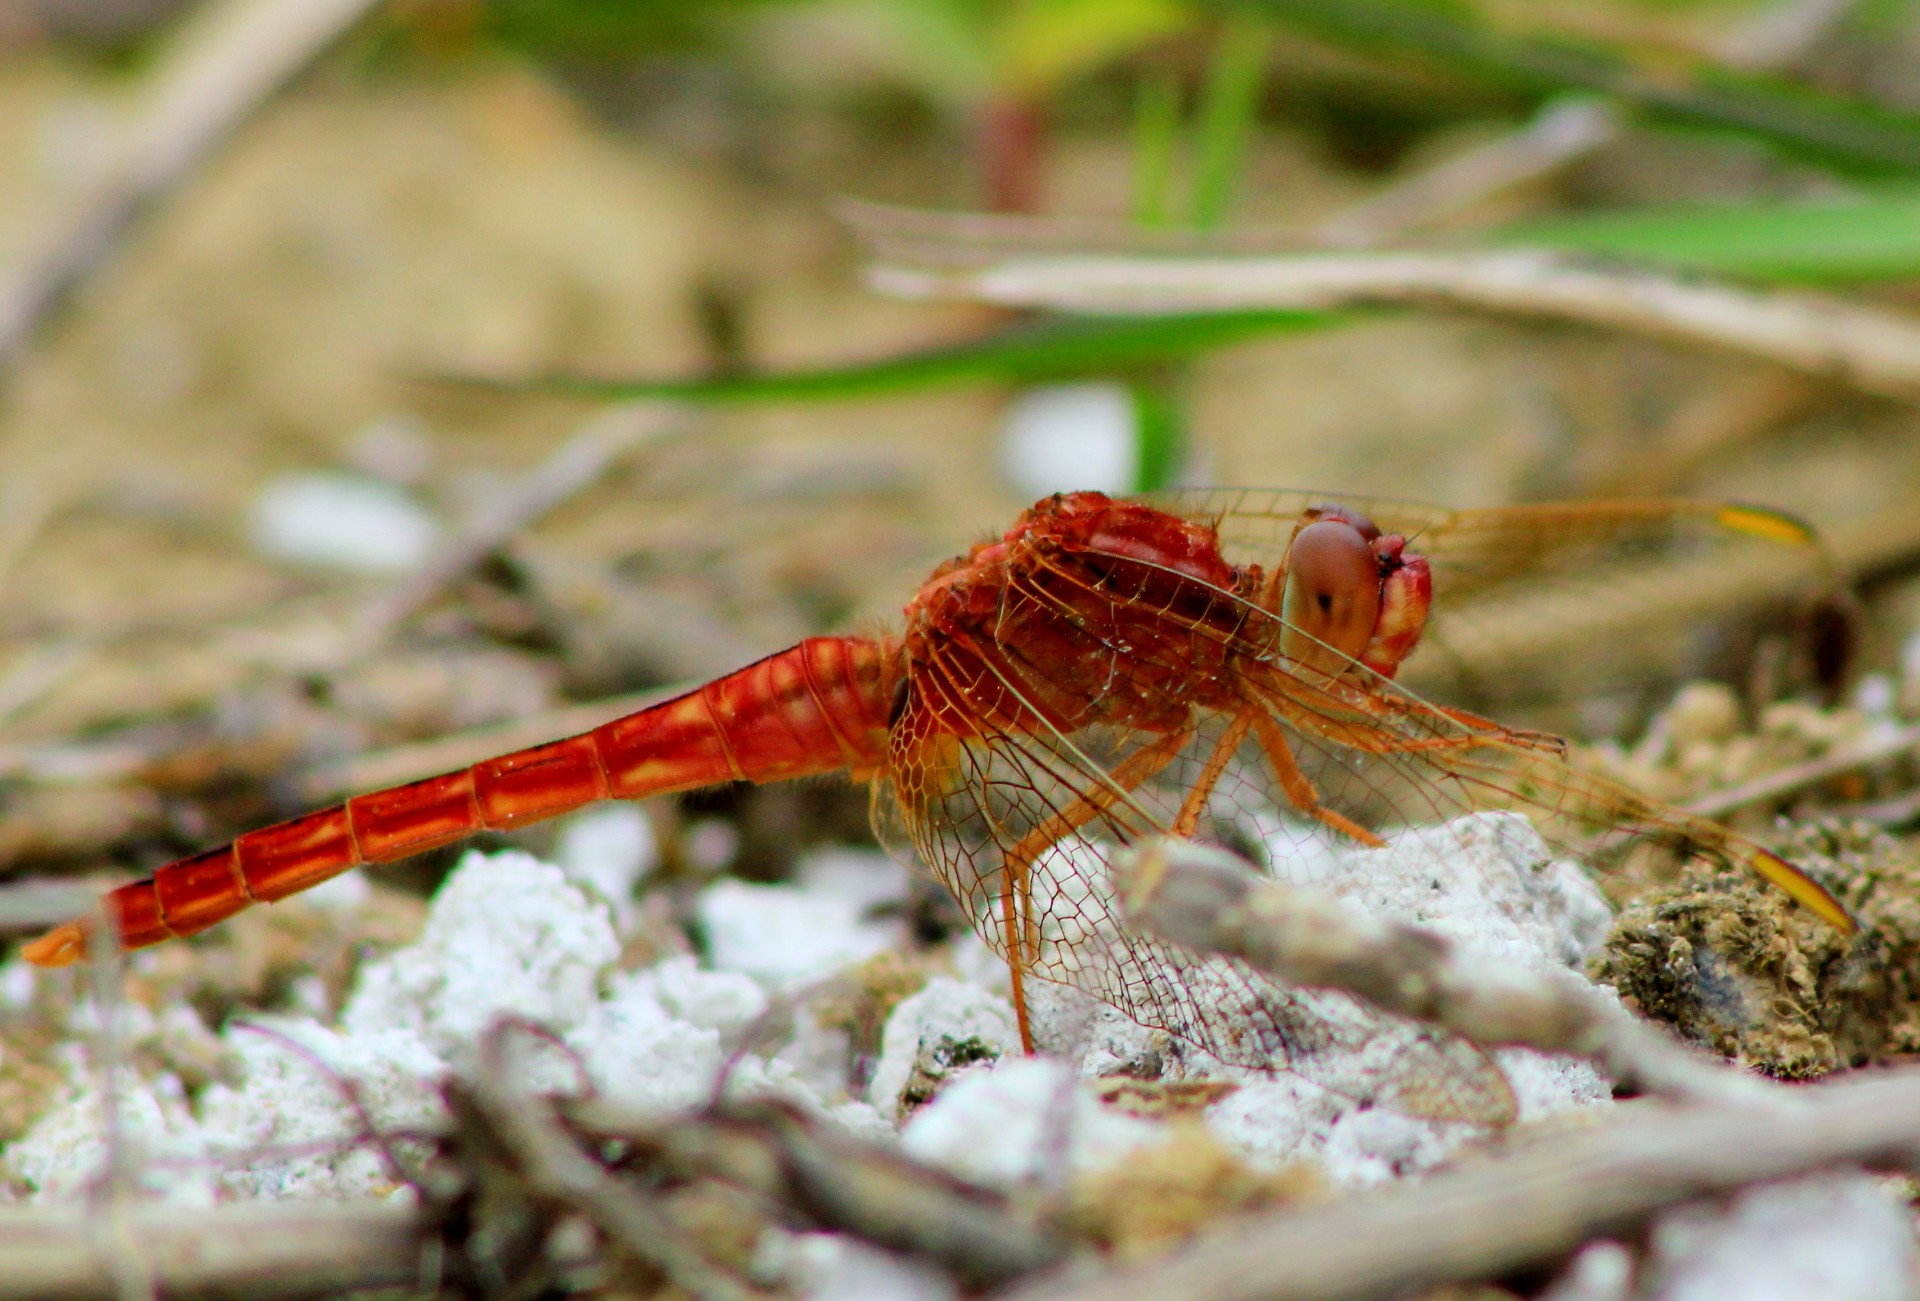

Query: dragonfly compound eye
left=1280, top=519, right=1383, bottom=675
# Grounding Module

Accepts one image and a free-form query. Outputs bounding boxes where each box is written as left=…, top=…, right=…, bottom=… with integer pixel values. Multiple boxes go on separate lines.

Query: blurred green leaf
left=1190, top=12, right=1270, bottom=228
left=452, top=311, right=1329, bottom=403
left=854, top=0, right=1193, bottom=102
left=1128, top=370, right=1190, bottom=491
left=998, top=0, right=1190, bottom=96
left=1488, top=190, right=1920, bottom=282
left=1132, top=66, right=1185, bottom=225
left=1219, top=0, right=1920, bottom=172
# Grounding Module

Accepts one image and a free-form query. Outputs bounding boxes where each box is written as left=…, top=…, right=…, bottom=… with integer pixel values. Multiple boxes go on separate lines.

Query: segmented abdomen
left=24, top=636, right=901, bottom=965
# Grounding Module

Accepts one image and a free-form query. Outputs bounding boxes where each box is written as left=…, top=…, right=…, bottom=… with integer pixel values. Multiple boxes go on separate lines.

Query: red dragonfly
left=23, top=490, right=1855, bottom=1124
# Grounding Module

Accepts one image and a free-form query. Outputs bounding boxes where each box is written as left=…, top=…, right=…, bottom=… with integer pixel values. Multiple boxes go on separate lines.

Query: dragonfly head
left=1281, top=511, right=1431, bottom=680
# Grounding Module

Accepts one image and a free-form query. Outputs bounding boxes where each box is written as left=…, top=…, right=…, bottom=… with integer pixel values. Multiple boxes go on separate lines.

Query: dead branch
left=0, top=1200, right=428, bottom=1301
left=1320, top=99, right=1620, bottom=247
left=1003, top=1067, right=1920, bottom=1301
left=1320, top=0, right=1861, bottom=245
left=0, top=0, right=386, bottom=376
left=870, top=248, right=1920, bottom=405
left=463, top=1023, right=770, bottom=1301
left=1685, top=718, right=1920, bottom=819
left=565, top=1096, right=1071, bottom=1289
left=1111, top=837, right=1776, bottom=1108
left=346, top=401, right=684, bottom=653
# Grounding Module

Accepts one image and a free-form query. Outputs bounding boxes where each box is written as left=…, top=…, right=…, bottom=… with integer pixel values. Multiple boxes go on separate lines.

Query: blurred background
left=3, top=0, right=1920, bottom=927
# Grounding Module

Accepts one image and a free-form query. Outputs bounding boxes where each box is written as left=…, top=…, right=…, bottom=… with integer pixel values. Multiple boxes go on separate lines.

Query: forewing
left=1232, top=647, right=1852, bottom=933
left=1155, top=489, right=1837, bottom=723
left=878, top=647, right=1520, bottom=1125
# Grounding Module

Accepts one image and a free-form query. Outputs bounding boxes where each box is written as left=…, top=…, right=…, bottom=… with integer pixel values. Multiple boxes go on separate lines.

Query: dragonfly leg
left=1170, top=709, right=1258, bottom=838
left=1250, top=710, right=1388, bottom=849
left=995, top=724, right=1196, bottom=1053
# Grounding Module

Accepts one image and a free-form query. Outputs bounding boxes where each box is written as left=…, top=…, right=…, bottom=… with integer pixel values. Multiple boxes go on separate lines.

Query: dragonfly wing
left=1236, top=654, right=1854, bottom=934
left=1153, top=489, right=1838, bottom=722
left=877, top=681, right=1520, bottom=1124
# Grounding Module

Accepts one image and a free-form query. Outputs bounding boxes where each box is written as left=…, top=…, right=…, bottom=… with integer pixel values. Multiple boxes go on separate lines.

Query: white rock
left=1, top=958, right=39, bottom=1010
left=796, top=848, right=914, bottom=914
left=868, top=978, right=1020, bottom=1119
left=901, top=1057, right=1167, bottom=1189
left=249, top=471, right=440, bottom=573
left=197, top=1019, right=448, bottom=1201
left=999, top=382, right=1138, bottom=498
left=784, top=1233, right=959, bottom=1301
left=1303, top=813, right=1615, bottom=970
left=4, top=1075, right=215, bottom=1206
left=342, top=849, right=618, bottom=1064
left=1203, top=1078, right=1343, bottom=1171
left=625, top=956, right=768, bottom=1039
left=1642, top=1172, right=1914, bottom=1301
left=1540, top=1240, right=1635, bottom=1301
left=698, top=879, right=899, bottom=987
left=555, top=804, right=658, bottom=932
left=567, top=973, right=726, bottom=1113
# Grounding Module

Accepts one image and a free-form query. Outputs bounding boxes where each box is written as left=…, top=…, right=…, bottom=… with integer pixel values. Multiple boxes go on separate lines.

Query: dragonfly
left=22, top=489, right=1856, bottom=1126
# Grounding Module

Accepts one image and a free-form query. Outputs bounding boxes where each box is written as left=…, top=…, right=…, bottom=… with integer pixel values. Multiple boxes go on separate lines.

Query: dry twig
left=0, top=1200, right=426, bottom=1301
left=1685, top=717, right=1920, bottom=819
left=0, top=0, right=387, bottom=375
left=1111, top=838, right=1776, bottom=1108
left=346, top=401, right=684, bottom=652
left=1319, top=0, right=1863, bottom=245
left=462, top=1022, right=769, bottom=1301
left=871, top=248, right=1920, bottom=405
left=1006, top=1067, right=1920, bottom=1301
left=564, top=1096, right=1070, bottom=1289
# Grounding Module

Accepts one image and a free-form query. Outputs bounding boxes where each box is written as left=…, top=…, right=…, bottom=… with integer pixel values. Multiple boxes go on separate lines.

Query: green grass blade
left=439, top=311, right=1332, bottom=404
left=1132, top=66, right=1185, bottom=227
left=1487, top=189, right=1920, bottom=282
left=1190, top=13, right=1271, bottom=228
left=1224, top=0, right=1920, bottom=173
left=1128, top=371, right=1190, bottom=491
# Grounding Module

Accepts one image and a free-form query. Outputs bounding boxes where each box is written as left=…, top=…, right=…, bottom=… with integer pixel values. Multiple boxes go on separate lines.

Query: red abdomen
left=24, top=636, right=903, bottom=966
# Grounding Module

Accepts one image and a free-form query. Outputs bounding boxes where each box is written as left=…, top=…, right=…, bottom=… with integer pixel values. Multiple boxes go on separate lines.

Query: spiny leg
left=995, top=724, right=1194, bottom=1053
left=1272, top=674, right=1563, bottom=759
left=1170, top=709, right=1258, bottom=838
left=1250, top=709, right=1388, bottom=849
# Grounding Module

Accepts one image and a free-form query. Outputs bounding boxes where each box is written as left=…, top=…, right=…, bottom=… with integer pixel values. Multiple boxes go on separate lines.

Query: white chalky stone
left=249, top=471, right=440, bottom=573
left=900, top=1056, right=1167, bottom=1188
left=868, top=978, right=1020, bottom=1118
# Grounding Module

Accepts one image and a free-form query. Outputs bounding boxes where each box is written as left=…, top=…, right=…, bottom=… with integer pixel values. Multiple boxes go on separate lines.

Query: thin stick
left=1320, top=99, right=1619, bottom=247
left=0, top=1201, right=427, bottom=1301
left=1685, top=718, right=1920, bottom=819
left=468, top=1024, right=767, bottom=1301
left=1004, top=1068, right=1920, bottom=1301
left=0, top=0, right=386, bottom=376
left=1111, top=837, right=1775, bottom=1108
left=346, top=401, right=683, bottom=651
left=564, top=1096, right=1070, bottom=1289
left=1319, top=0, right=1862, bottom=245
left=870, top=248, right=1920, bottom=405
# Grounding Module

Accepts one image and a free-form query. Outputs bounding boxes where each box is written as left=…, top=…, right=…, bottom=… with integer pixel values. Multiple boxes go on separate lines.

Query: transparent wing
left=877, top=696, right=1521, bottom=1125
left=1151, top=487, right=1839, bottom=723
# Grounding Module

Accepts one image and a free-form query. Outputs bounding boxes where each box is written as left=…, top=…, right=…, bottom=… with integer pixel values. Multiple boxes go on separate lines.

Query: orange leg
left=1250, top=710, right=1388, bottom=849
left=994, top=725, right=1195, bottom=1053
left=1171, top=710, right=1258, bottom=838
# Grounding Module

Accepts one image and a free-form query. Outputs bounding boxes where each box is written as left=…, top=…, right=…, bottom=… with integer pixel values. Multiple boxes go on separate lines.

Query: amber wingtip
left=20, top=922, right=86, bottom=968
left=1755, top=848, right=1858, bottom=935
left=1715, top=504, right=1817, bottom=549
